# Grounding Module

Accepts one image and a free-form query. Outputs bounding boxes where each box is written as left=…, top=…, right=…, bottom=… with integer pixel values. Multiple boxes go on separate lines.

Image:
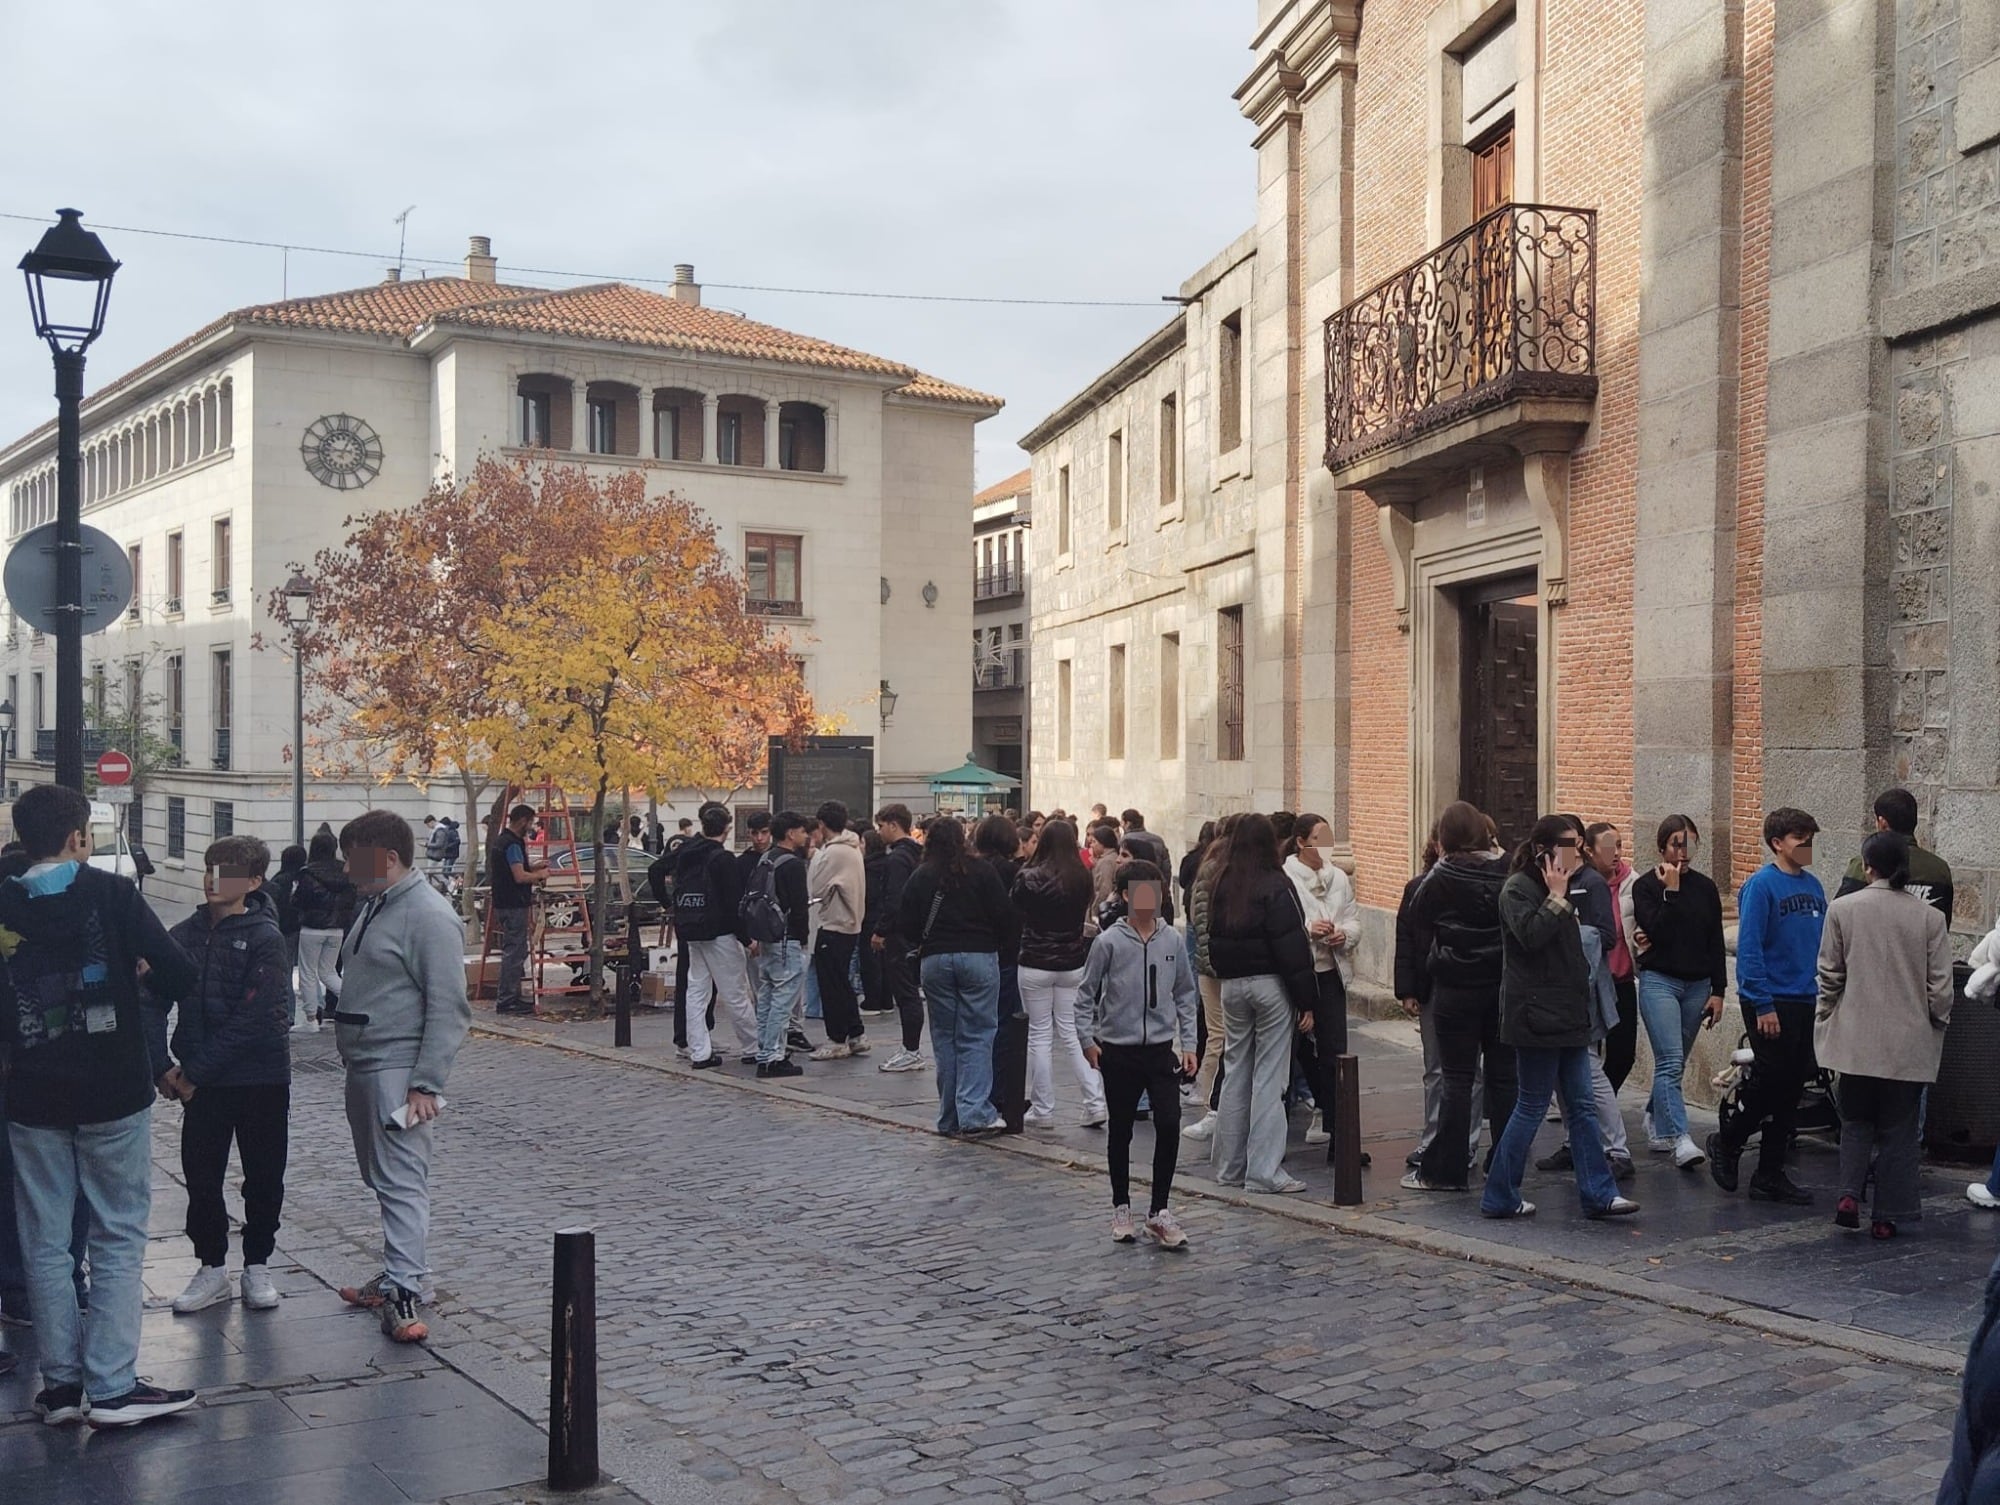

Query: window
left=31, top=672, right=44, bottom=732
left=520, top=390, right=552, bottom=446
left=1160, top=632, right=1181, bottom=758
left=1058, top=464, right=1072, bottom=556
left=587, top=399, right=616, bottom=455
left=211, top=516, right=232, bottom=607
left=1159, top=393, right=1179, bottom=507
left=655, top=405, right=679, bottom=461
left=166, top=652, right=184, bottom=754
left=778, top=402, right=827, bottom=472
left=1057, top=659, right=1073, bottom=762
left=122, top=659, right=141, bottom=723
left=1007, top=622, right=1025, bottom=686
left=213, top=800, right=234, bottom=839
left=167, top=796, right=186, bottom=859
left=744, top=532, right=803, bottom=615
left=89, top=664, right=106, bottom=719
left=212, top=649, right=232, bottom=770
left=1471, top=121, right=1515, bottom=220
left=1107, top=644, right=1127, bottom=759
left=1107, top=430, right=1124, bottom=532
left=718, top=412, right=742, bottom=466
left=130, top=790, right=146, bottom=852
left=126, top=544, right=141, bottom=620
left=1218, top=606, right=1245, bottom=761
left=166, top=531, right=184, bottom=614
left=1219, top=312, right=1243, bottom=452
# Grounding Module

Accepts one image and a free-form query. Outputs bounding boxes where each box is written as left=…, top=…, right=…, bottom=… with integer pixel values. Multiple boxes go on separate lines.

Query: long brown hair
left=1025, top=817, right=1091, bottom=905
left=1213, top=812, right=1281, bottom=931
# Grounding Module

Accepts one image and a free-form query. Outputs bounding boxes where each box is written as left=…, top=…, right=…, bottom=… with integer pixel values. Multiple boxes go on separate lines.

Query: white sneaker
left=1672, top=1134, right=1706, bottom=1169
left=1304, top=1110, right=1330, bottom=1146
left=1023, top=1108, right=1054, bottom=1126
left=289, top=1019, right=318, bottom=1034
left=809, top=1041, right=852, bottom=1061
left=1968, top=1184, right=2000, bottom=1210
left=171, top=1265, right=232, bottom=1314
left=1080, top=1106, right=1108, bottom=1128
left=241, top=1265, right=280, bottom=1310
left=847, top=1038, right=872, bottom=1055
left=1181, top=1112, right=1217, bottom=1142
left=1110, top=1205, right=1137, bottom=1243
left=879, top=1049, right=929, bottom=1073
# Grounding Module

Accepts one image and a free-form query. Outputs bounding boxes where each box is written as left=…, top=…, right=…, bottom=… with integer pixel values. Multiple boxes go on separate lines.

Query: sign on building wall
left=767, top=736, right=875, bottom=817
left=987, top=719, right=1023, bottom=745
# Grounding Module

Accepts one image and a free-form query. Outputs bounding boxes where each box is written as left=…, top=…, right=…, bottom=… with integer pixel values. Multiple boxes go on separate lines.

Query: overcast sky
left=0, top=2, right=1255, bottom=489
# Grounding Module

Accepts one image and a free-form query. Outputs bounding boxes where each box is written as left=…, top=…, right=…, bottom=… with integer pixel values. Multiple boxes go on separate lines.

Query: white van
left=86, top=799, right=138, bottom=880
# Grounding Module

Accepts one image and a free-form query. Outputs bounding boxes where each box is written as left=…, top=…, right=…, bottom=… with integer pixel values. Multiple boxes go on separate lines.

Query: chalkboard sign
left=767, top=736, right=874, bottom=819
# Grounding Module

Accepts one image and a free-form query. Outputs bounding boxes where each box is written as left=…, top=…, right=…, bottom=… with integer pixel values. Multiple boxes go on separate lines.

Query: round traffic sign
left=96, top=749, right=132, bottom=786
left=3, top=523, right=135, bottom=636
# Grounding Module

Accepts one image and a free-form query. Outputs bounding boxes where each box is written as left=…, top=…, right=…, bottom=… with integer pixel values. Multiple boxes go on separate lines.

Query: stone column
left=701, top=395, right=719, bottom=464
left=1630, top=0, right=1743, bottom=876
left=636, top=387, right=653, bottom=458
left=764, top=400, right=782, bottom=469
left=823, top=405, right=839, bottom=475
left=570, top=383, right=588, bottom=455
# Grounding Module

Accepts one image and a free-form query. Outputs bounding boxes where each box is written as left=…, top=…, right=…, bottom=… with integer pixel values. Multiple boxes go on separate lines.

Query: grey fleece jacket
left=1073, top=917, right=1199, bottom=1052
left=333, top=869, right=470, bottom=1093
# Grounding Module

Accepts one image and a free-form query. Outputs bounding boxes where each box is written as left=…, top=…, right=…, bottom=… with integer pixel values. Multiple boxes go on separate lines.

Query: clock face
left=300, top=414, right=383, bottom=490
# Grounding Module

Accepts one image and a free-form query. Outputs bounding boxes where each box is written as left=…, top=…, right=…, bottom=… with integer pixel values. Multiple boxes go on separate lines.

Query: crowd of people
left=0, top=790, right=469, bottom=1430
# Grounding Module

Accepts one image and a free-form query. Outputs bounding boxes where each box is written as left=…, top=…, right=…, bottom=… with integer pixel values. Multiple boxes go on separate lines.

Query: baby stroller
left=1713, top=1034, right=1841, bottom=1151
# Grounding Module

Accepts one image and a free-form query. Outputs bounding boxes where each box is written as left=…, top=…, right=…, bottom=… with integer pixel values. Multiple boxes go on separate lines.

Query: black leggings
left=1100, top=1042, right=1183, bottom=1213
left=1294, top=970, right=1351, bottom=1161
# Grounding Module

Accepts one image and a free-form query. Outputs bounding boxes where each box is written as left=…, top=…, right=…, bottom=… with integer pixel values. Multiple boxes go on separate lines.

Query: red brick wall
left=1732, top=0, right=1775, bottom=892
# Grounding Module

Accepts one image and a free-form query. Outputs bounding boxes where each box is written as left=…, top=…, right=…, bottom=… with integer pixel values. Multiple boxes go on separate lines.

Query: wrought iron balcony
left=747, top=597, right=802, bottom=618
left=34, top=729, right=108, bottom=761
left=974, top=662, right=1025, bottom=692
left=1324, top=204, right=1597, bottom=475
left=973, top=567, right=1022, bottom=601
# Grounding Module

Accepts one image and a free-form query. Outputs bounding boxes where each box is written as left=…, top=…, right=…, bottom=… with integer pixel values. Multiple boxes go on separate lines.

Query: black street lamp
left=19, top=210, right=119, bottom=793
left=282, top=572, right=316, bottom=848
left=0, top=698, right=15, bottom=808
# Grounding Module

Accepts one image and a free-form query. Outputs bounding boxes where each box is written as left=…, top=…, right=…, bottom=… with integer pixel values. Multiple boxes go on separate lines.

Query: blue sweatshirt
left=1735, top=864, right=1826, bottom=1013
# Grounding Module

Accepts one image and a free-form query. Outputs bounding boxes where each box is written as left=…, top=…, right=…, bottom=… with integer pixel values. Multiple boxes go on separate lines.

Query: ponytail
left=1860, top=830, right=1911, bottom=890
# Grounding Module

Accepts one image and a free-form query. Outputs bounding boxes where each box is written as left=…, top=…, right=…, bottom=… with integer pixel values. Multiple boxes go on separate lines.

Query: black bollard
left=547, top=1227, right=600, bottom=1490
left=1332, top=1054, right=1363, bottom=1206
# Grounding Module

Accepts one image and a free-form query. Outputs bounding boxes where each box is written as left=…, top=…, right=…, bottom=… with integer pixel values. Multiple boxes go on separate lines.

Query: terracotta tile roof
left=974, top=467, right=1032, bottom=505
left=6, top=276, right=998, bottom=459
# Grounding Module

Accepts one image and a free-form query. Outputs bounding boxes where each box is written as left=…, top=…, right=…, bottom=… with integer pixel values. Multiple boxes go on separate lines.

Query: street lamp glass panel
left=19, top=210, right=119, bottom=352
left=0, top=699, right=14, bottom=734
left=282, top=573, right=316, bottom=627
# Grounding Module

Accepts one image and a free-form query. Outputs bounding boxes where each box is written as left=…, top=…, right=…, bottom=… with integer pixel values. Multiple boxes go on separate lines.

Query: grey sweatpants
left=344, top=1065, right=435, bottom=1295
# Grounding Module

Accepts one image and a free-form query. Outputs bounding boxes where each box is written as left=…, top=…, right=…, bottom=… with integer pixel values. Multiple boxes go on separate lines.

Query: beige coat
left=807, top=830, right=865, bottom=935
left=1814, top=880, right=1954, bottom=1083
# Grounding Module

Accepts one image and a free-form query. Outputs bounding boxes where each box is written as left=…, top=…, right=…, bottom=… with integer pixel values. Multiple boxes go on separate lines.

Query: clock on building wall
left=299, top=414, right=383, bottom=490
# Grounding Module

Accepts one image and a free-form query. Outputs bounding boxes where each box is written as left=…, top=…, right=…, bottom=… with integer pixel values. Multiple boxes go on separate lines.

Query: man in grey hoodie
left=330, top=810, right=471, bottom=1344
left=1075, top=860, right=1199, bottom=1250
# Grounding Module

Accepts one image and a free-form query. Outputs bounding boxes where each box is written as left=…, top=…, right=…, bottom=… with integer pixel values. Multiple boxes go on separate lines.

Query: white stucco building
left=0, top=237, right=999, bottom=908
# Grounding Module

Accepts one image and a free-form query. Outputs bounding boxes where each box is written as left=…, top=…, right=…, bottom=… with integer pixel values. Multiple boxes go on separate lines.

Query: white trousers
left=1019, top=965, right=1105, bottom=1118
left=685, top=938, right=758, bottom=1060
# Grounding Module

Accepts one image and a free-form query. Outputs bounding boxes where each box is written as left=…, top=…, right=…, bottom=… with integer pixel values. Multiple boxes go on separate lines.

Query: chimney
left=669, top=263, right=701, bottom=306
left=465, top=235, right=498, bottom=284
left=383, top=266, right=402, bottom=283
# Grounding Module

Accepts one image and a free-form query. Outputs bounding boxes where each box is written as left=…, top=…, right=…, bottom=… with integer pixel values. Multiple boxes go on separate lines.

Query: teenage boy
left=1709, top=806, right=1826, bottom=1204
left=333, top=811, right=471, bottom=1343
left=870, top=805, right=928, bottom=1072
left=0, top=784, right=198, bottom=1426
left=1074, top=861, right=1199, bottom=1250
left=809, top=800, right=868, bottom=1060
left=748, top=811, right=810, bottom=1079
left=672, top=803, right=758, bottom=1068
left=156, top=835, right=295, bottom=1317
left=1838, top=787, right=1954, bottom=920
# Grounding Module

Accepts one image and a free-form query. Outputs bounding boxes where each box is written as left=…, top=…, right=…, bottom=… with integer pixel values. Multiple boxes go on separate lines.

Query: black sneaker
left=738, top=1052, right=760, bottom=1066
left=786, top=1029, right=812, bottom=1051
left=1536, top=1144, right=1574, bottom=1173
left=1707, top=1132, right=1742, bottom=1193
left=87, top=1381, right=198, bottom=1428
left=759, top=1058, right=804, bottom=1079
left=1748, top=1172, right=1812, bottom=1206
left=34, top=1382, right=84, bottom=1425
left=689, top=1053, right=722, bottom=1070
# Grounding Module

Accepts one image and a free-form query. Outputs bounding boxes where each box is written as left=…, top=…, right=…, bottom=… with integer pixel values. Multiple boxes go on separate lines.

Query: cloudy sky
left=0, top=2, right=1256, bottom=488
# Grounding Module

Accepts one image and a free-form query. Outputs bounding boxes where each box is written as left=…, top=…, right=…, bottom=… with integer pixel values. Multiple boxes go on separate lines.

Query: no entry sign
left=96, top=749, right=133, bottom=786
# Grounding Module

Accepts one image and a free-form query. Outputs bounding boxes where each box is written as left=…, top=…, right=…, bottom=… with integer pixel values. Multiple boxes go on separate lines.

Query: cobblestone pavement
left=252, top=1031, right=1965, bottom=1504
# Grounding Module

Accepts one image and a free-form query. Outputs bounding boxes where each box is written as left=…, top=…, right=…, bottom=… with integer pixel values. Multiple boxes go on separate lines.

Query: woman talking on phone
left=1480, top=816, right=1639, bottom=1220
left=1630, top=815, right=1730, bottom=1170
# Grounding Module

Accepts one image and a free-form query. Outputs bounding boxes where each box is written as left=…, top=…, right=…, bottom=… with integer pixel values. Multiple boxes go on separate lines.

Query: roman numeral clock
left=299, top=413, right=383, bottom=490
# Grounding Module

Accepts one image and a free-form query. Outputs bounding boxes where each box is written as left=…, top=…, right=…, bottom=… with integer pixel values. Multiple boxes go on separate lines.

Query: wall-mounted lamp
left=880, top=576, right=891, bottom=605
left=879, top=679, right=898, bottom=724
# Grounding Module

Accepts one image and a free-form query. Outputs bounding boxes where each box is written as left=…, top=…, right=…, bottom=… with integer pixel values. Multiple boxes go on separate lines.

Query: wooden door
left=1460, top=582, right=1539, bottom=852
left=1471, top=123, right=1516, bottom=387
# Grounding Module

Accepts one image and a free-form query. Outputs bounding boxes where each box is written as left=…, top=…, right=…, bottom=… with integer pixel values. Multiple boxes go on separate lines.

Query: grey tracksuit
left=1073, top=918, right=1199, bottom=1053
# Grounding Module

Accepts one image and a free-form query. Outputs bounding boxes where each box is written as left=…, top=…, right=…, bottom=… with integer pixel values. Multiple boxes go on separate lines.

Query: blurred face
left=1661, top=827, right=1697, bottom=868
left=1550, top=830, right=1584, bottom=876
left=1589, top=828, right=1622, bottom=877
left=204, top=863, right=261, bottom=908
left=1126, top=880, right=1161, bottom=923
left=345, top=844, right=403, bottom=896
left=1772, top=830, right=1815, bottom=869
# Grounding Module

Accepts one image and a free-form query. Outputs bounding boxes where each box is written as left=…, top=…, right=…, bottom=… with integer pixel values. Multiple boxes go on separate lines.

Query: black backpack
left=738, top=851, right=797, bottom=945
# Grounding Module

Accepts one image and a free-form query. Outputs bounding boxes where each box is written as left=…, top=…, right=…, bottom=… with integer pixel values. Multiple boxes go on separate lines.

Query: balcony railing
left=34, top=729, right=109, bottom=761
left=1324, top=203, right=1597, bottom=472
left=973, top=567, right=1022, bottom=601
left=974, top=662, right=1025, bottom=692
left=213, top=727, right=231, bottom=771
left=747, top=597, right=803, bottom=618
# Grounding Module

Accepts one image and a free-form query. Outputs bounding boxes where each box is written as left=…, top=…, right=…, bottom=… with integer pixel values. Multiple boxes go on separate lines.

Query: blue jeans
left=1483, top=1045, right=1621, bottom=1215
left=0, top=1084, right=89, bottom=1318
left=921, top=951, right=1003, bottom=1135
left=10, top=1110, right=152, bottom=1400
left=802, top=951, right=823, bottom=1019
left=1637, top=970, right=1711, bottom=1142
left=756, top=940, right=807, bottom=1063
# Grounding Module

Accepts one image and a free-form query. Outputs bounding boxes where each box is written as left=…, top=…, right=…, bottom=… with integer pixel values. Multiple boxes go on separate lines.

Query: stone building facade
left=1025, top=0, right=2000, bottom=992
left=971, top=468, right=1033, bottom=800
left=0, top=240, right=997, bottom=910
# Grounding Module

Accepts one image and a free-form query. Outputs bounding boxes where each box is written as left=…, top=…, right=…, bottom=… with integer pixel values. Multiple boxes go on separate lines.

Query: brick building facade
left=1025, top=0, right=2000, bottom=991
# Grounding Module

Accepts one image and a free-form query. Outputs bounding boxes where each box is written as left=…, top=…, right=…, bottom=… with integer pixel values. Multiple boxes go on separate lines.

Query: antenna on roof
left=393, top=205, right=417, bottom=279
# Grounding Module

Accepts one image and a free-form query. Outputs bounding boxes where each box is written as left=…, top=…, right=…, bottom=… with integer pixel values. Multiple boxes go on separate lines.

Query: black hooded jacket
left=1409, top=853, right=1509, bottom=990
left=670, top=834, right=745, bottom=943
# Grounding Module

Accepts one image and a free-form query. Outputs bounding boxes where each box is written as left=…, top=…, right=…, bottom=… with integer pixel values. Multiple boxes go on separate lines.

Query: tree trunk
left=588, top=776, right=610, bottom=1005
left=459, top=771, right=487, bottom=925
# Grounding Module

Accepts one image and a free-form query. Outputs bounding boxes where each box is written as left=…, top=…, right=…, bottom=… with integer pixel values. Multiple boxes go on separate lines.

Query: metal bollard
left=547, top=1227, right=600, bottom=1490
left=1332, top=1054, right=1364, bottom=1206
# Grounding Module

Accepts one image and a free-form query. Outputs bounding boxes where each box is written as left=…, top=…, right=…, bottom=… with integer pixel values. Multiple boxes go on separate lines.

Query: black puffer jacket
left=1206, top=869, right=1318, bottom=1015
left=1012, top=862, right=1094, bottom=973
left=156, top=888, right=294, bottom=1089
left=294, top=858, right=357, bottom=932
left=1497, top=871, right=1593, bottom=1050
left=1409, top=854, right=1508, bottom=989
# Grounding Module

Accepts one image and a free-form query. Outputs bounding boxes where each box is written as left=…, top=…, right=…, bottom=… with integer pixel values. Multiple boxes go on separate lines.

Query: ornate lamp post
left=0, top=698, right=15, bottom=807
left=19, top=210, right=119, bottom=792
left=281, top=572, right=316, bottom=847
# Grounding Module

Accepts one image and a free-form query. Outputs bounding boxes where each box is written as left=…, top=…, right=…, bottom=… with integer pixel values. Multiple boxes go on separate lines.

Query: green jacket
left=1841, top=842, right=1953, bottom=923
